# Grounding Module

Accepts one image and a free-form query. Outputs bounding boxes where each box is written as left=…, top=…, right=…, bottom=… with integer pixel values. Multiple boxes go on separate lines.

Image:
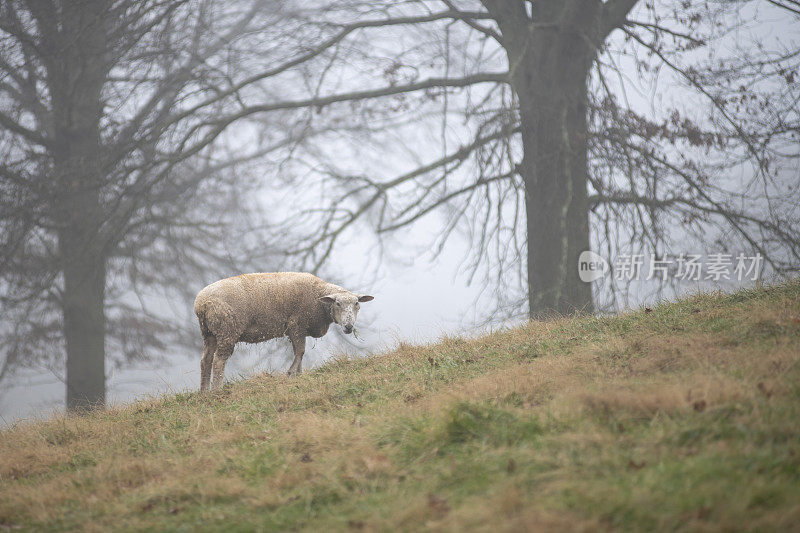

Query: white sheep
left=193, top=272, right=374, bottom=391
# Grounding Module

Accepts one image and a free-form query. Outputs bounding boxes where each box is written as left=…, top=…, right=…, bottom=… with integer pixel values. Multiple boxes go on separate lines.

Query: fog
left=0, top=1, right=797, bottom=424
left=1, top=230, right=487, bottom=422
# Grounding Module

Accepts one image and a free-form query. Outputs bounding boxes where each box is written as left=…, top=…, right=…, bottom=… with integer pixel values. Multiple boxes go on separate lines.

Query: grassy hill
left=2, top=281, right=800, bottom=531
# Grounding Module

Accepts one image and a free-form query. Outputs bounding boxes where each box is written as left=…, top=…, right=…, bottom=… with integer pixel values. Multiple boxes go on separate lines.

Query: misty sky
left=1, top=1, right=796, bottom=424
left=1, top=224, right=773, bottom=424
left=0, top=233, right=487, bottom=423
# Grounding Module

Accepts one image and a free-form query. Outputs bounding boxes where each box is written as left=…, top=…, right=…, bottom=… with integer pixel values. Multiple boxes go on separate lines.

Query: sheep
left=193, top=272, right=374, bottom=391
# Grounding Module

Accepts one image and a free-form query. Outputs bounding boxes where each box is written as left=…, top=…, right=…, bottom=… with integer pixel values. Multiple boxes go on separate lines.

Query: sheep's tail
left=194, top=297, right=236, bottom=338
left=194, top=299, right=213, bottom=337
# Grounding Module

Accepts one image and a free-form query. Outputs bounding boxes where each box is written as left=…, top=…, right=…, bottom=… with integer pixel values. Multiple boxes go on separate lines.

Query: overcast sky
left=1, top=2, right=796, bottom=425
left=0, top=229, right=488, bottom=423
left=1, top=225, right=775, bottom=424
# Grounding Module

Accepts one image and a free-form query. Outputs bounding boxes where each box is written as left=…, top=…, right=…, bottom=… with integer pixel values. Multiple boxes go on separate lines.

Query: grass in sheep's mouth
left=1, top=280, right=800, bottom=531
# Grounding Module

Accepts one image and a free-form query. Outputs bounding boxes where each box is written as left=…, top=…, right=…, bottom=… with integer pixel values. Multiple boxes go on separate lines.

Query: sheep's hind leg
left=287, top=334, right=306, bottom=376
left=212, top=338, right=235, bottom=390
left=200, top=335, right=217, bottom=392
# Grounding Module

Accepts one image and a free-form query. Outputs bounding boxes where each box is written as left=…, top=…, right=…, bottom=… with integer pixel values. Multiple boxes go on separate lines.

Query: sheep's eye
left=336, top=301, right=341, bottom=306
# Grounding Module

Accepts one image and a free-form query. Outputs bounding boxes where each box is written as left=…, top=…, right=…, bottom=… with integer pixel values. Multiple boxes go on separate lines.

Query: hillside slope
left=2, top=281, right=800, bottom=531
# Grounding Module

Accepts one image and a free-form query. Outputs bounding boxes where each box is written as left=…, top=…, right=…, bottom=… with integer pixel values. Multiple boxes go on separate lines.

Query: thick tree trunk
left=517, top=74, right=593, bottom=317
left=55, top=98, right=108, bottom=410
left=46, top=1, right=110, bottom=410
left=60, top=224, right=106, bottom=410
left=484, top=0, right=604, bottom=318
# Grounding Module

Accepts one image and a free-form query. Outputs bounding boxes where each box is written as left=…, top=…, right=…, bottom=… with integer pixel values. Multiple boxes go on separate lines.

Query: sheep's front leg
left=287, top=333, right=306, bottom=376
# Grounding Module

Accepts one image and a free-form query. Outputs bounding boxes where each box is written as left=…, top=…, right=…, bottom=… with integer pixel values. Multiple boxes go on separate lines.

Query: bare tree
left=0, top=0, right=375, bottom=409
left=227, top=0, right=799, bottom=319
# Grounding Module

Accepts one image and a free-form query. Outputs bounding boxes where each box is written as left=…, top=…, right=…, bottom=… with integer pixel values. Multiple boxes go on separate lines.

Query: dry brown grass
left=1, top=281, right=799, bottom=531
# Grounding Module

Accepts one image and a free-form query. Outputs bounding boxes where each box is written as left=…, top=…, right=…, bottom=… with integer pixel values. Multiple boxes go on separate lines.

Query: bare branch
left=185, top=72, right=509, bottom=137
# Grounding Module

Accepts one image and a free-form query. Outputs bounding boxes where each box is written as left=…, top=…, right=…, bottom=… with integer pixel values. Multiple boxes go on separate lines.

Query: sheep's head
left=319, top=292, right=374, bottom=334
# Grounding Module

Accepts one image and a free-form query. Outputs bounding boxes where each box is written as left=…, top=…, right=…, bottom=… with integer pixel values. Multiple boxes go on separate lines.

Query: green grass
left=2, top=280, right=800, bottom=531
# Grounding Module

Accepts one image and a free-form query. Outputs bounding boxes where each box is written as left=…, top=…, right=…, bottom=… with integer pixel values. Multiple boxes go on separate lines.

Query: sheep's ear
left=358, top=295, right=374, bottom=302
left=319, top=295, right=336, bottom=304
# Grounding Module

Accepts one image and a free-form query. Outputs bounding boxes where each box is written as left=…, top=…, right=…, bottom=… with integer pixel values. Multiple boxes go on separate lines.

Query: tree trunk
left=60, top=223, right=106, bottom=410
left=55, top=85, right=108, bottom=410
left=517, top=70, right=593, bottom=317
left=485, top=0, right=602, bottom=318
left=45, top=1, right=110, bottom=410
